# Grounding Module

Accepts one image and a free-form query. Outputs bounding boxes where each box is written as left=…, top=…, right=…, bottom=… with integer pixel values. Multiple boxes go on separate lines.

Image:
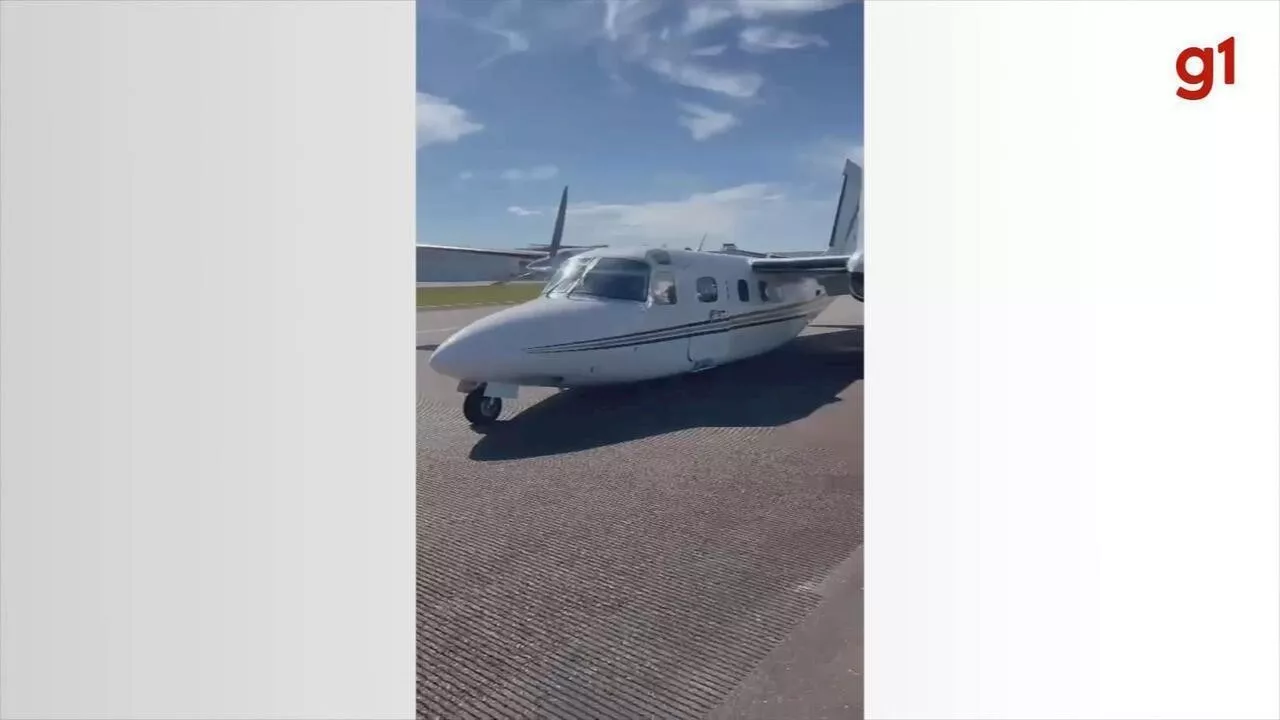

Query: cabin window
left=544, top=256, right=650, bottom=303
left=758, top=280, right=771, bottom=302
left=651, top=271, right=677, bottom=305
left=696, top=276, right=718, bottom=303
left=737, top=279, right=750, bottom=302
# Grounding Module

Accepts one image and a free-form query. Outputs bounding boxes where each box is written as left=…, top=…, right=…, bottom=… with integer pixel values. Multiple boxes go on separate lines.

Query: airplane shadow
left=468, top=325, right=864, bottom=461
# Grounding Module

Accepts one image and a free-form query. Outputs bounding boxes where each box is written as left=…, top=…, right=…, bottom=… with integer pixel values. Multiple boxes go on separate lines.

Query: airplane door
left=688, top=276, right=731, bottom=369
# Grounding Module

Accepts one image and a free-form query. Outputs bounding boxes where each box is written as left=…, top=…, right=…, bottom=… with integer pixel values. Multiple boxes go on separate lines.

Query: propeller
left=547, top=185, right=567, bottom=255
left=490, top=269, right=541, bottom=286
left=488, top=185, right=569, bottom=286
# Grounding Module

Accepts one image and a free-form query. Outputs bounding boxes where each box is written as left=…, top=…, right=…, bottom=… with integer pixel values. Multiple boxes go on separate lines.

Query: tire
left=463, top=386, right=503, bottom=425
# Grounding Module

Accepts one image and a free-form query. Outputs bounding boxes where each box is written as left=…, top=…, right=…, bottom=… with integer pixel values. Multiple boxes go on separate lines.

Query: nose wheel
left=463, top=385, right=503, bottom=425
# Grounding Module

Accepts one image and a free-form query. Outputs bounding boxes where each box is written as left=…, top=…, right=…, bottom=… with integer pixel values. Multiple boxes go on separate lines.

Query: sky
left=416, top=0, right=863, bottom=253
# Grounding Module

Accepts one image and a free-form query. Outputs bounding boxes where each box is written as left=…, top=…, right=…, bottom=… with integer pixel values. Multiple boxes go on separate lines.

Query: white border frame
left=866, top=2, right=1279, bottom=718
left=2, top=2, right=415, bottom=717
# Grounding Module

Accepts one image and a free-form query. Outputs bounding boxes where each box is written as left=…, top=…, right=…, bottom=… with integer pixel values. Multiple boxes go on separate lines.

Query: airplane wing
left=710, top=243, right=770, bottom=258
left=418, top=185, right=574, bottom=263
left=748, top=252, right=862, bottom=302
left=416, top=243, right=549, bottom=259
left=747, top=158, right=864, bottom=301
left=749, top=254, right=854, bottom=274
left=748, top=158, right=863, bottom=276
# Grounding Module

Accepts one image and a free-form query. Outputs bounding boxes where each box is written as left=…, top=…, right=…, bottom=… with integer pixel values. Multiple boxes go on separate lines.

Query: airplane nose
left=427, top=323, right=527, bottom=382
left=427, top=333, right=477, bottom=380
left=426, top=300, right=623, bottom=383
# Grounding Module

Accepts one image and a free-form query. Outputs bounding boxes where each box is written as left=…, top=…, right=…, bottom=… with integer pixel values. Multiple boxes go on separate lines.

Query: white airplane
left=428, top=159, right=865, bottom=426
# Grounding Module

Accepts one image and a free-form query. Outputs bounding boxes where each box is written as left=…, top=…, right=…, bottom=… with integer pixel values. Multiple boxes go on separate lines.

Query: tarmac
left=416, top=297, right=864, bottom=720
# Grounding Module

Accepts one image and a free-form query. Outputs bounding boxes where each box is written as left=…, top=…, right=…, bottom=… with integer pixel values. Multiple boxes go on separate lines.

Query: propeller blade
left=490, top=269, right=541, bottom=286
left=548, top=186, right=568, bottom=254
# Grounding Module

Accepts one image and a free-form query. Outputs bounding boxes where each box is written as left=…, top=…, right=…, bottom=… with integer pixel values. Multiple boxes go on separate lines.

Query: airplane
left=416, top=186, right=602, bottom=284
left=428, top=158, right=865, bottom=426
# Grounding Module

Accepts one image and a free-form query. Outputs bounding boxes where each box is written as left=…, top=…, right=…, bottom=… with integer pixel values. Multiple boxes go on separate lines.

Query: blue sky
left=417, top=0, right=863, bottom=253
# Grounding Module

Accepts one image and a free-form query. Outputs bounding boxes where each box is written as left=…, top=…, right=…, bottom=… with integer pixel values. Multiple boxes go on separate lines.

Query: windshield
left=544, top=256, right=650, bottom=302
left=543, top=256, right=589, bottom=294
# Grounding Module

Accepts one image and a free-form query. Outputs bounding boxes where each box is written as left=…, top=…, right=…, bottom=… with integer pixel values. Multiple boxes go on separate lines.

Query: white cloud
left=563, top=183, right=839, bottom=252
left=603, top=0, right=660, bottom=42
left=417, top=92, right=483, bottom=148
left=682, top=0, right=851, bottom=35
left=500, top=164, right=559, bottom=182
left=594, top=1, right=768, bottom=99
left=431, top=0, right=603, bottom=64
left=443, top=0, right=849, bottom=102
left=736, top=0, right=852, bottom=18
left=739, top=26, right=828, bottom=53
left=690, top=44, right=727, bottom=57
left=470, top=0, right=844, bottom=102
left=677, top=103, right=739, bottom=140
left=458, top=170, right=475, bottom=180
left=567, top=184, right=779, bottom=245
left=477, top=27, right=531, bottom=66
left=682, top=4, right=737, bottom=35
left=507, top=206, right=543, bottom=216
left=471, top=0, right=532, bottom=66
left=647, top=58, right=763, bottom=98
left=801, top=136, right=864, bottom=173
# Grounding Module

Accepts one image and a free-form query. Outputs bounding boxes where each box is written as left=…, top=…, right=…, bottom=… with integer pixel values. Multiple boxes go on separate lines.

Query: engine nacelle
left=846, top=253, right=864, bottom=303
left=848, top=271, right=864, bottom=303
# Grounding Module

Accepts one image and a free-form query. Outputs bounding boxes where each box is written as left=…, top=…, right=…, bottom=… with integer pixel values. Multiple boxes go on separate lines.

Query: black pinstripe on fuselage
left=524, top=296, right=831, bottom=354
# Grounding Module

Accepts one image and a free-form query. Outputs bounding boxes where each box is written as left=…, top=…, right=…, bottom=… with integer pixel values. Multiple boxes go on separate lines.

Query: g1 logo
left=1177, top=37, right=1235, bottom=101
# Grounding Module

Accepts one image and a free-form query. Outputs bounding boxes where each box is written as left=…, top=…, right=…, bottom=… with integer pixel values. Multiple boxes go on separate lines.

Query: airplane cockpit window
left=543, top=256, right=589, bottom=296
left=545, top=257, right=650, bottom=303
left=651, top=271, right=677, bottom=305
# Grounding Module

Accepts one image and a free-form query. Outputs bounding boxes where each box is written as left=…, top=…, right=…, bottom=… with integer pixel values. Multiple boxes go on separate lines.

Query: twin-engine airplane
left=428, top=159, right=865, bottom=426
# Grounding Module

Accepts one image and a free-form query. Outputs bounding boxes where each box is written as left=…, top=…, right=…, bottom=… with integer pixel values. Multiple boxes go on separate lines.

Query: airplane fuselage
left=428, top=248, right=835, bottom=401
left=523, top=289, right=830, bottom=387
left=429, top=157, right=862, bottom=425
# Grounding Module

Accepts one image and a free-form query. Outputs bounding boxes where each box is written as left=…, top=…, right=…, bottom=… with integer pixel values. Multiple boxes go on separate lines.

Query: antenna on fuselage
left=696, top=233, right=707, bottom=252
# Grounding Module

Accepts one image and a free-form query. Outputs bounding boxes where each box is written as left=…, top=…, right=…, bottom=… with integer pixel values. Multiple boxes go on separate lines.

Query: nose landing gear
left=463, top=384, right=503, bottom=425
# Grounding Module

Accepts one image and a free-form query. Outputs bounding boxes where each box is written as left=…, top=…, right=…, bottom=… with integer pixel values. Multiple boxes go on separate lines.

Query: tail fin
left=548, top=186, right=568, bottom=254
left=825, top=159, right=862, bottom=257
